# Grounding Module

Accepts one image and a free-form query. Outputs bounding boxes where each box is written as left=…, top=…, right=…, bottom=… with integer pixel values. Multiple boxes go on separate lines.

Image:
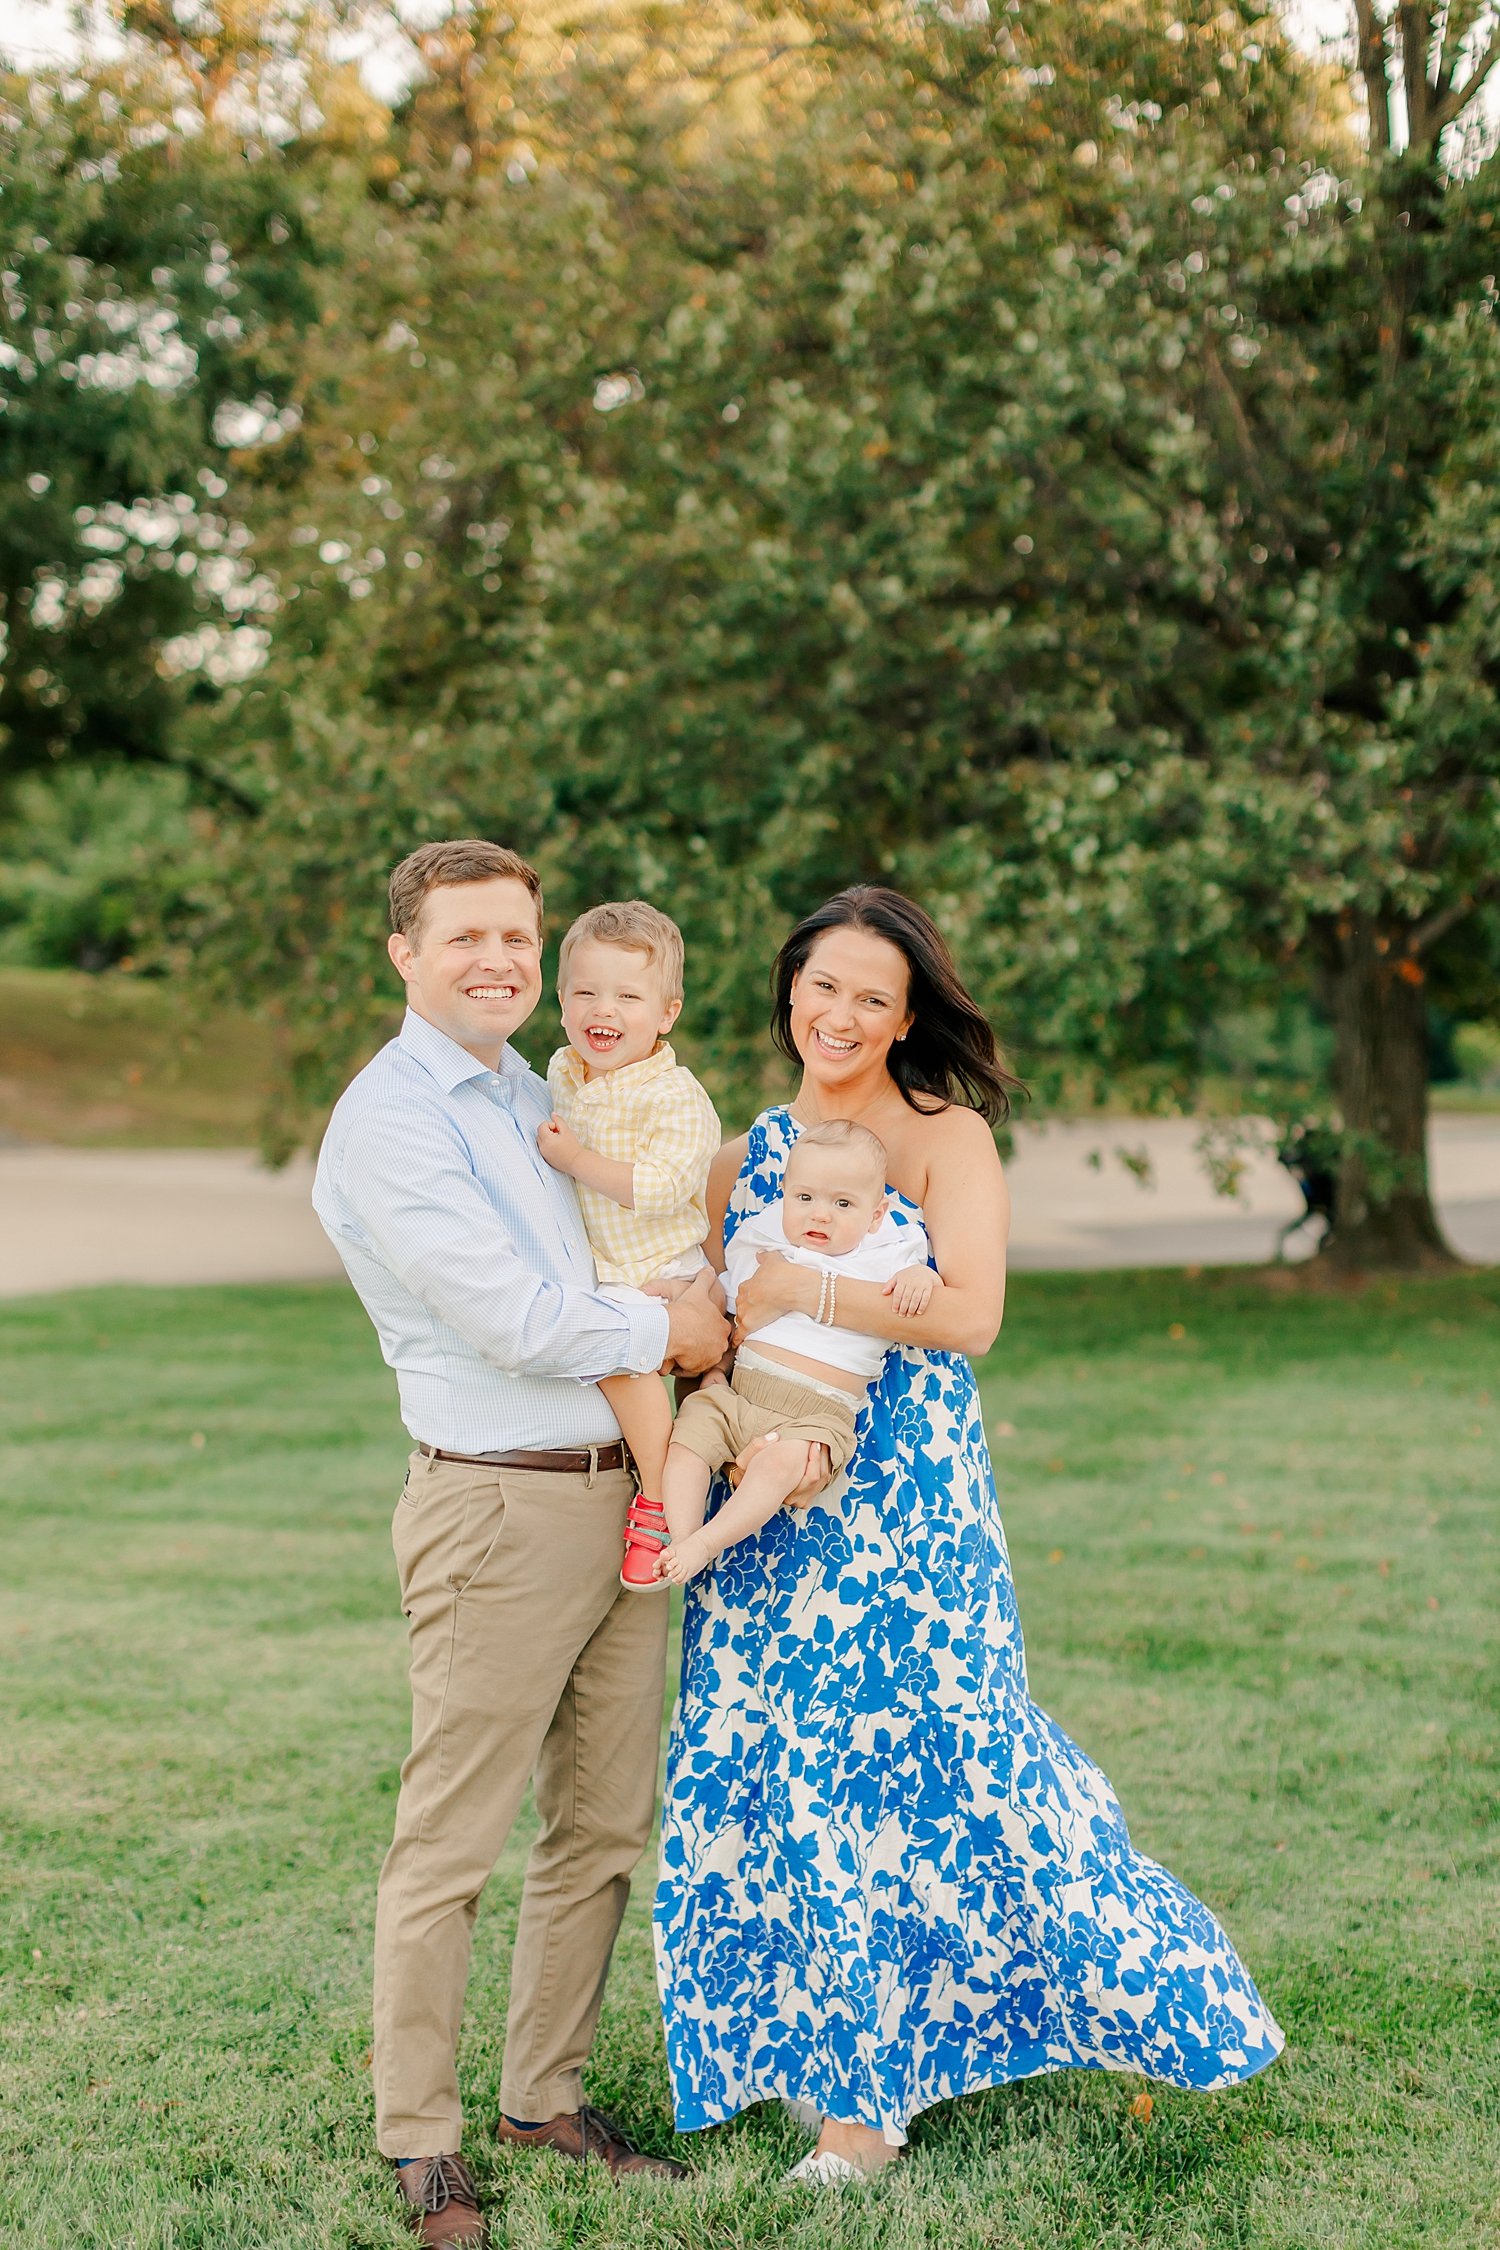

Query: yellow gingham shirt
left=545, top=1041, right=721, bottom=1289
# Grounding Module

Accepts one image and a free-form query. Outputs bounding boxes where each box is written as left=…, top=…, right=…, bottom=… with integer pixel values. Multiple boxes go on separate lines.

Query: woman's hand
left=731, top=1250, right=815, bottom=1343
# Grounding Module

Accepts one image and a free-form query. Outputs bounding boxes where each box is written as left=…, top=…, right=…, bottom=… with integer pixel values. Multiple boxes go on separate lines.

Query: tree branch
left=1354, top=0, right=1393, bottom=154
left=1201, top=336, right=1276, bottom=507
left=1409, top=885, right=1493, bottom=954
left=1398, top=5, right=1433, bottom=143
left=1429, top=22, right=1500, bottom=136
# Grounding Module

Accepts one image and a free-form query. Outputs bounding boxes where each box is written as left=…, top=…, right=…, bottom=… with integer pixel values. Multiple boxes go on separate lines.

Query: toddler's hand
left=537, top=1114, right=583, bottom=1173
left=885, top=1264, right=937, bottom=1317
left=658, top=1531, right=713, bottom=1585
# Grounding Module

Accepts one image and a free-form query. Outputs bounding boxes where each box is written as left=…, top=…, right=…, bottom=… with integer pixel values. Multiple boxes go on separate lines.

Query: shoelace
left=414, top=2153, right=480, bottom=2214
left=574, top=2105, right=625, bottom=2164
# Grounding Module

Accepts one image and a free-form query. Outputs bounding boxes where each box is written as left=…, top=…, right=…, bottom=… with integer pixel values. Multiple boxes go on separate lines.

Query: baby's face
left=560, top=940, right=680, bottom=1074
left=781, top=1145, right=886, bottom=1257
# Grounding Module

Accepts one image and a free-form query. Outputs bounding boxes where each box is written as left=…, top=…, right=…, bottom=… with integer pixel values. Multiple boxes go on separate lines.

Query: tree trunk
left=1314, top=912, right=1460, bottom=1272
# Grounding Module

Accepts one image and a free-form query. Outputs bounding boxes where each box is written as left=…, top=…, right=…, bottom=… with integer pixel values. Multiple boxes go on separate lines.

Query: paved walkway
left=1, top=1118, right=1495, bottom=1299
left=1003, top=1114, right=1499, bottom=1271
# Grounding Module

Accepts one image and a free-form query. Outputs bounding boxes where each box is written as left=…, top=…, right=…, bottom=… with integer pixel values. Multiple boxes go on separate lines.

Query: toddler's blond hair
left=557, top=900, right=686, bottom=1005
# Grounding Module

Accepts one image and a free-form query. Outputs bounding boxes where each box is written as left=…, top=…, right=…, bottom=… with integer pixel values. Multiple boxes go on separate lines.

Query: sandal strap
left=623, top=1521, right=670, bottom=1548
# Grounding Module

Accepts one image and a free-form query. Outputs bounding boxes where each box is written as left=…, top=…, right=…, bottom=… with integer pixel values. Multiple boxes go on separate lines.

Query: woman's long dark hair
left=770, top=887, right=1024, bottom=1126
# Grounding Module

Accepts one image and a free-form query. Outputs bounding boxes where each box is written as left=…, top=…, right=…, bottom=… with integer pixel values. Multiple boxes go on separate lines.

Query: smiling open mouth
left=465, top=985, right=518, bottom=1001
left=814, top=1030, right=858, bottom=1055
left=583, top=1027, right=623, bottom=1050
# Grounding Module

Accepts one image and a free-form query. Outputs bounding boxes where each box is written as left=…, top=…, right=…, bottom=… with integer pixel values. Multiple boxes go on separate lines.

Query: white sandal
left=784, top=2149, right=864, bottom=2185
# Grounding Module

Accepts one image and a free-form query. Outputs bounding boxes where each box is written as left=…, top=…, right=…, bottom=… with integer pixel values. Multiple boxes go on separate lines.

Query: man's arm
left=337, top=1106, right=669, bottom=1382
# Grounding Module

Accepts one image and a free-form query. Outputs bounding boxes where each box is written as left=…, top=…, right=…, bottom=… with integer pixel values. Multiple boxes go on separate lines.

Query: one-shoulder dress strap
left=724, top=1106, right=798, bottom=1248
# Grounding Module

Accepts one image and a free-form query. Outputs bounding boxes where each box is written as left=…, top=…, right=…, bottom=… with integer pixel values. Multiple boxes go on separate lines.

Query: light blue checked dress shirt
left=312, top=1008, right=670, bottom=1452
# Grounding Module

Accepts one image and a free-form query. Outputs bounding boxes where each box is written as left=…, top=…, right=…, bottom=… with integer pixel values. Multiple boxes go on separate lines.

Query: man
left=313, top=839, right=728, bottom=2247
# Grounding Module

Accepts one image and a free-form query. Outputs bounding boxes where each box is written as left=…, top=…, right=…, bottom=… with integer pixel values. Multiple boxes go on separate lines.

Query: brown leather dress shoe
left=495, top=2105, right=687, bottom=2181
left=392, top=2152, right=488, bottom=2246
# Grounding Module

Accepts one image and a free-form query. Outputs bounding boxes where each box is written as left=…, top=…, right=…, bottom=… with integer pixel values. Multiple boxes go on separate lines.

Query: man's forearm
left=394, top=1238, right=670, bottom=1382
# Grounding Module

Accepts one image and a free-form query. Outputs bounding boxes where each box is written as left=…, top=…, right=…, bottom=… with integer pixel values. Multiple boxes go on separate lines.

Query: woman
left=653, top=887, right=1282, bottom=2182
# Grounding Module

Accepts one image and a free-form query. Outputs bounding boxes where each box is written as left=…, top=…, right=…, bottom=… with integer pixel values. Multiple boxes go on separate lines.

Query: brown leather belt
left=416, top=1441, right=628, bottom=1475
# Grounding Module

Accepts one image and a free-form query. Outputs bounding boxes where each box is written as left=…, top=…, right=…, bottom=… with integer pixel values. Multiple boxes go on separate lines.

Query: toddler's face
left=560, top=939, right=679, bottom=1074
left=781, top=1145, right=886, bottom=1257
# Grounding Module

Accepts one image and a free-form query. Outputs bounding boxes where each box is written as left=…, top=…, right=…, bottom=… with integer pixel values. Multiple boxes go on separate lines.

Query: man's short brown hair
left=388, top=839, right=543, bottom=943
left=556, top=900, right=686, bottom=1005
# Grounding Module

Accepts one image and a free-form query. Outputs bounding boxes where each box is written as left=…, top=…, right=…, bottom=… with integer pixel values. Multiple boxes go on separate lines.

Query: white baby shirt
left=724, top=1202, right=931, bottom=1380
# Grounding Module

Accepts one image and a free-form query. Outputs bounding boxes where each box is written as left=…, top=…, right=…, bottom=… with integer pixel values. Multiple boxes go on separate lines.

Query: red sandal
left=620, top=1493, right=670, bottom=1591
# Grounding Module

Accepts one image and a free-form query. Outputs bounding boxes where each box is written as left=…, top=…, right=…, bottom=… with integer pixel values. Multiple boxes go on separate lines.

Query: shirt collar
left=399, top=1007, right=531, bottom=1095
left=553, top=1040, right=678, bottom=1098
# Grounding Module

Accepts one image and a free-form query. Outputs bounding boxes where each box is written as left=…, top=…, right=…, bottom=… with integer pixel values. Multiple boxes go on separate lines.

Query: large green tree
left=1110, top=1, right=1500, bottom=1268
left=196, top=1, right=1321, bottom=1118
left=0, top=15, right=342, bottom=811
left=175, top=1, right=1500, bottom=1274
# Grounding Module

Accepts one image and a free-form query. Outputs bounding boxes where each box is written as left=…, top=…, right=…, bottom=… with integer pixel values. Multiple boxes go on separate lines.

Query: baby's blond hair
left=788, top=1118, right=888, bottom=1184
left=557, top=899, right=686, bottom=1004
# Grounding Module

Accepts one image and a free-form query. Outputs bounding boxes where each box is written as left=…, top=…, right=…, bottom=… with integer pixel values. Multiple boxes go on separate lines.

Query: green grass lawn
left=1, top=1269, right=1496, bottom=2249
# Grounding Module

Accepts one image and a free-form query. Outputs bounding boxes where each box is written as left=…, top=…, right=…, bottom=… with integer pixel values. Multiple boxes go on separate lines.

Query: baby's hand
left=885, top=1264, right=936, bottom=1317
left=658, top=1531, right=713, bottom=1585
left=537, top=1114, right=583, bottom=1174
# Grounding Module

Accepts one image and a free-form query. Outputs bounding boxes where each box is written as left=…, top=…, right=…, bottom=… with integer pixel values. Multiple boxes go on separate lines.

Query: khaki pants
left=373, top=1448, right=666, bottom=2157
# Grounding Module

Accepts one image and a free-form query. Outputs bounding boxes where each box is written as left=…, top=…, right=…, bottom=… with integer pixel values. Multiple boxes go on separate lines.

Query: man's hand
left=728, top=1433, right=831, bottom=1509
left=665, top=1282, right=730, bottom=1377
left=885, top=1264, right=937, bottom=1317
left=537, top=1114, right=583, bottom=1175
left=644, top=1268, right=727, bottom=1312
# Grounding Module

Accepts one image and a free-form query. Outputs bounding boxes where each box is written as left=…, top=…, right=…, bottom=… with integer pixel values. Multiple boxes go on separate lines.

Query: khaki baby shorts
left=671, top=1347, right=860, bottom=1481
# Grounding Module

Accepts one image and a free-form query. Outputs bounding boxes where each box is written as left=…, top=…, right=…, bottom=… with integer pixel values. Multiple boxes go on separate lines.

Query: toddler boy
left=657, top=1118, right=934, bottom=1585
left=537, top=900, right=721, bottom=1586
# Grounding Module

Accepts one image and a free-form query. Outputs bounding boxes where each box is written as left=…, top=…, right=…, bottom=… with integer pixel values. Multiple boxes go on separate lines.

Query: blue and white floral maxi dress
left=653, top=1106, right=1283, bottom=2142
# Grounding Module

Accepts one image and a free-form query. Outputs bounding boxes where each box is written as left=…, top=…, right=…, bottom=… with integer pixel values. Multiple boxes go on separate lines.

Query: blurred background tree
left=0, top=0, right=358, bottom=959
left=4, top=0, right=1498, bottom=1267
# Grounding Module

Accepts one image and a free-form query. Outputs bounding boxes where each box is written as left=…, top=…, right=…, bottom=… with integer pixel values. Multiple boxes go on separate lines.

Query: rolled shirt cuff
left=622, top=1293, right=671, bottom=1375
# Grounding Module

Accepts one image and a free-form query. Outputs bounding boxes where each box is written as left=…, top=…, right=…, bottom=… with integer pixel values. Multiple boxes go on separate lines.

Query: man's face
left=387, top=877, right=543, bottom=1063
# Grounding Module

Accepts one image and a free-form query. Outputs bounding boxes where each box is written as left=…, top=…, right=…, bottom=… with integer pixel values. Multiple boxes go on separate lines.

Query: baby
left=536, top=900, right=721, bottom=1586
left=657, top=1118, right=935, bottom=1586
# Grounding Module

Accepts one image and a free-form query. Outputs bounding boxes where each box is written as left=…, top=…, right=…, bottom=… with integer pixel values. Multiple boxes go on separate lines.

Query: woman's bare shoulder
left=918, top=1101, right=1001, bottom=1157
left=886, top=1099, right=999, bottom=1207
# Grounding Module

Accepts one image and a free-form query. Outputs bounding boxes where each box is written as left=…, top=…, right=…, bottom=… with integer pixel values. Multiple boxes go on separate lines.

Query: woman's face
left=789, top=927, right=914, bottom=1090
